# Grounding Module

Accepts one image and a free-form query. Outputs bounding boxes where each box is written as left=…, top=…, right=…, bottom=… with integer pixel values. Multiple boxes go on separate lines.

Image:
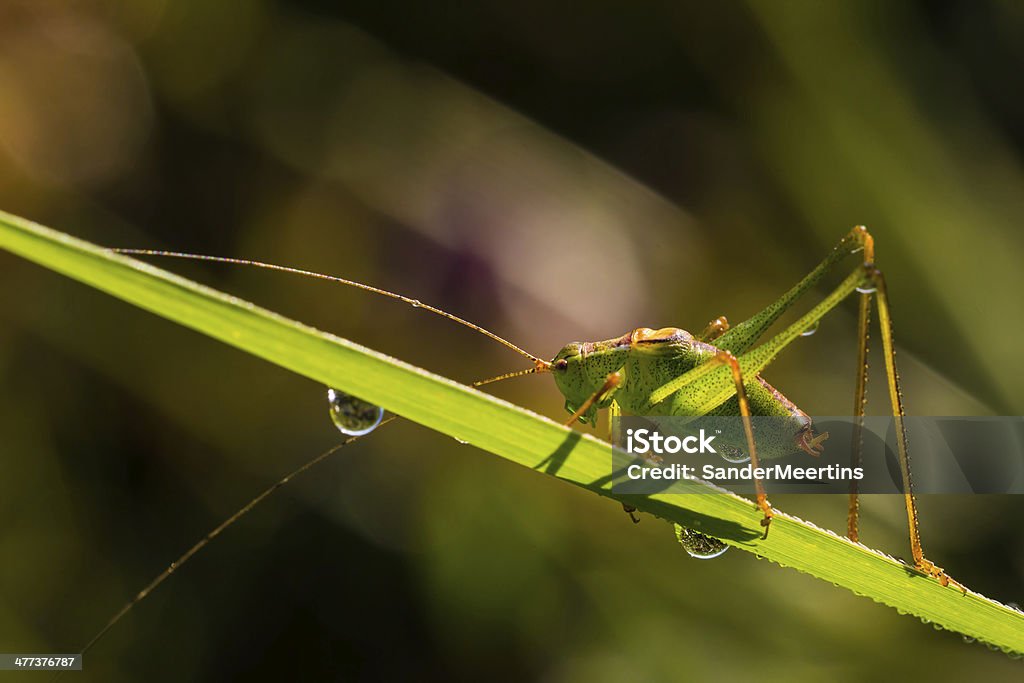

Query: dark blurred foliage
left=2, top=1, right=1024, bottom=681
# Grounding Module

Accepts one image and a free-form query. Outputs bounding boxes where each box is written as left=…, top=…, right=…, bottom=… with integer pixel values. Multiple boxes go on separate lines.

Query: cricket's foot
left=916, top=557, right=966, bottom=594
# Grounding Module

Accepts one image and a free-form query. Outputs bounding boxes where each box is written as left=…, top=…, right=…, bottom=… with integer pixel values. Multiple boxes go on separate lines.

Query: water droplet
left=856, top=285, right=877, bottom=294
left=1008, top=601, right=1021, bottom=612
left=454, top=437, right=469, bottom=445
left=327, top=388, right=384, bottom=436
left=800, top=321, right=820, bottom=337
left=962, top=636, right=976, bottom=644
left=675, top=524, right=728, bottom=559
left=410, top=299, right=422, bottom=308
left=719, top=445, right=750, bottom=464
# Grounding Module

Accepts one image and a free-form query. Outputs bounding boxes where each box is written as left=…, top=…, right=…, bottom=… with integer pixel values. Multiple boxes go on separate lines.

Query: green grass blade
left=1, top=209, right=1022, bottom=654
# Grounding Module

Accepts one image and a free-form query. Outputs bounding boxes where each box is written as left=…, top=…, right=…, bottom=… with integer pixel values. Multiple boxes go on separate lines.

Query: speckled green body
left=551, top=327, right=816, bottom=460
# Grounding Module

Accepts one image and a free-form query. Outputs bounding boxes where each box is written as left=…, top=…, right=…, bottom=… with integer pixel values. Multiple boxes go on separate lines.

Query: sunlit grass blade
left=1, top=208, right=1022, bottom=654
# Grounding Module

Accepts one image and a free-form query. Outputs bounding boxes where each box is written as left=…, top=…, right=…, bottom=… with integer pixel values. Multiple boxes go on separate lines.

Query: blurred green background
left=2, top=1, right=1024, bottom=680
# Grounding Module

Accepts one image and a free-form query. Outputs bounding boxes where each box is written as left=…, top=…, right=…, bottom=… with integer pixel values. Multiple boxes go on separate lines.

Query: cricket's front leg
left=563, top=371, right=621, bottom=428
left=561, top=372, right=643, bottom=524
left=606, top=399, right=642, bottom=524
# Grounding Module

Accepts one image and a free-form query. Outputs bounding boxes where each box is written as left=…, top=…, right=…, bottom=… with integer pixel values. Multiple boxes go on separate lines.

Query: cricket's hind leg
left=863, top=265, right=964, bottom=591
left=714, top=226, right=874, bottom=356
left=847, top=276, right=871, bottom=542
left=728, top=232, right=962, bottom=589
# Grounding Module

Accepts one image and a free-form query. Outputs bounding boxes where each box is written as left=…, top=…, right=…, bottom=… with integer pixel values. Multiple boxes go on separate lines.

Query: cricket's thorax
left=551, top=327, right=825, bottom=457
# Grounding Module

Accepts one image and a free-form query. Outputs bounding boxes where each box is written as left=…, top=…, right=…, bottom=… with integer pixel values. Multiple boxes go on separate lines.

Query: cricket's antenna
left=472, top=365, right=549, bottom=387
left=71, top=416, right=396, bottom=670
left=112, top=249, right=552, bottom=371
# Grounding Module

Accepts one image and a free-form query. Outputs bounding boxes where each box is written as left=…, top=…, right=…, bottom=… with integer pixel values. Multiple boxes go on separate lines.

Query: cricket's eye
left=554, top=359, right=569, bottom=371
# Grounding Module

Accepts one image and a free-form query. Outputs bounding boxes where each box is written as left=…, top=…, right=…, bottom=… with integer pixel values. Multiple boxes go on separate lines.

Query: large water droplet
left=327, top=388, right=384, bottom=436
left=800, top=321, right=820, bottom=337
left=856, top=285, right=877, bottom=294
left=719, top=445, right=750, bottom=464
left=675, top=524, right=729, bottom=559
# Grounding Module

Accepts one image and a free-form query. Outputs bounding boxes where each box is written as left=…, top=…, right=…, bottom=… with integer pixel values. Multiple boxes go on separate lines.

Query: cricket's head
left=550, top=340, right=630, bottom=424
left=550, top=342, right=585, bottom=402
